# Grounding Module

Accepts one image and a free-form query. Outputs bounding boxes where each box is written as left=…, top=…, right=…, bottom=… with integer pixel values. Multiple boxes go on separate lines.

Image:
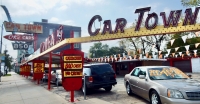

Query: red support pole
left=70, top=90, right=74, bottom=102
left=48, top=52, right=52, bottom=90
left=70, top=31, right=74, bottom=49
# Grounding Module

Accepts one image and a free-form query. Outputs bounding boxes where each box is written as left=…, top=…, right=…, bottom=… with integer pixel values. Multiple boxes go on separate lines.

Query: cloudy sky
left=0, top=0, right=194, bottom=59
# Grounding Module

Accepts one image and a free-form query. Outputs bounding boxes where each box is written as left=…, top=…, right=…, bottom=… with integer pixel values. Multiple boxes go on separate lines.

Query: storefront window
left=74, top=32, right=80, bottom=48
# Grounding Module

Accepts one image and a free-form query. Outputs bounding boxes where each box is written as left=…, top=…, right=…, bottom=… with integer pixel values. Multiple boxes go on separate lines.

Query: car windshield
left=148, top=67, right=189, bottom=80
left=91, top=64, right=114, bottom=75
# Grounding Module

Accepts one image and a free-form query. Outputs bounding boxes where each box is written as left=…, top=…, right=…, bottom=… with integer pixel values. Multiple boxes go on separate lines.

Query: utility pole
left=0, top=23, right=3, bottom=82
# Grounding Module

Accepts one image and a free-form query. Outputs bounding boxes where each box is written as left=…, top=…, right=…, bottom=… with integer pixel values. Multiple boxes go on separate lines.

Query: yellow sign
left=63, top=71, right=82, bottom=77
left=34, top=63, right=44, bottom=73
left=149, top=67, right=188, bottom=78
left=3, top=21, right=43, bottom=34
left=64, top=63, right=82, bottom=69
left=64, top=56, right=82, bottom=61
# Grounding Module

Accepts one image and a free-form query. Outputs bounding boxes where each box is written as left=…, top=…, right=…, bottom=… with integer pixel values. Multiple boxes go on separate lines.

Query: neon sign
left=88, top=7, right=200, bottom=36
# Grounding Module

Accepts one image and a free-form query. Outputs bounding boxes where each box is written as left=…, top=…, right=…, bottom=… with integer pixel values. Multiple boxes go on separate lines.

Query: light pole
left=0, top=23, right=3, bottom=82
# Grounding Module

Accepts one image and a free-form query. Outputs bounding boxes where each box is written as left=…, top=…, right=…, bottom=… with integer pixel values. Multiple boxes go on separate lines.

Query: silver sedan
left=124, top=66, right=200, bottom=104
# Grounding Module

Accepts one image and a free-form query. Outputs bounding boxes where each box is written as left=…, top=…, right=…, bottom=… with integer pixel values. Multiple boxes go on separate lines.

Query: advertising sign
left=12, top=42, right=29, bottom=50
left=24, top=65, right=31, bottom=77
left=61, top=49, right=84, bottom=91
left=3, top=21, right=43, bottom=34
left=4, top=34, right=34, bottom=41
left=32, top=60, right=45, bottom=80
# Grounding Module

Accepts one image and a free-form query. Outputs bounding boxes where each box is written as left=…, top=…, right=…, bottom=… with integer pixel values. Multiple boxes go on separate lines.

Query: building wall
left=33, top=20, right=82, bottom=53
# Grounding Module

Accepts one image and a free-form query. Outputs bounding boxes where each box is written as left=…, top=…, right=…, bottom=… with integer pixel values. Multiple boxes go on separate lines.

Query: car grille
left=186, top=91, right=200, bottom=99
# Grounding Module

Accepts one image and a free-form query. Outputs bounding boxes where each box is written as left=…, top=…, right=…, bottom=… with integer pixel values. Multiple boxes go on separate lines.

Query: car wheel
left=104, top=86, right=112, bottom=92
left=150, top=90, right=161, bottom=104
left=126, top=83, right=133, bottom=95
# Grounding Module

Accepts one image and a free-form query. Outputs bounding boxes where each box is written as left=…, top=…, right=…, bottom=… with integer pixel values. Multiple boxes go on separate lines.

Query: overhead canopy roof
left=21, top=22, right=200, bottom=65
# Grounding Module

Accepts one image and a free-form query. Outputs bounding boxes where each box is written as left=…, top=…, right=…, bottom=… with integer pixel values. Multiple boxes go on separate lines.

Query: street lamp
left=0, top=23, right=3, bottom=81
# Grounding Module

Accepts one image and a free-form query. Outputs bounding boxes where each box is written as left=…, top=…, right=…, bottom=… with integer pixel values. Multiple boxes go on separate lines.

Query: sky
left=0, top=0, right=194, bottom=59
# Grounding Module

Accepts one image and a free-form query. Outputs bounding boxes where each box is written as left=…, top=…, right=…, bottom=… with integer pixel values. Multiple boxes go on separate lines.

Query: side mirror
left=139, top=75, right=146, bottom=79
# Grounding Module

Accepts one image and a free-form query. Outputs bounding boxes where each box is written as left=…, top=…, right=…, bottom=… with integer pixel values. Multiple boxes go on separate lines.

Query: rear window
left=91, top=64, right=114, bottom=75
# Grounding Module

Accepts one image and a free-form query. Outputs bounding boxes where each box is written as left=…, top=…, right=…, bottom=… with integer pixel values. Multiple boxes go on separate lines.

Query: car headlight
left=167, top=89, right=184, bottom=99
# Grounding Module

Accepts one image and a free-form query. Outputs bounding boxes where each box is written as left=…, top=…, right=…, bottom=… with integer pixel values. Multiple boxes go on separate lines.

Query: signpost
left=32, top=60, right=45, bottom=84
left=60, top=31, right=84, bottom=102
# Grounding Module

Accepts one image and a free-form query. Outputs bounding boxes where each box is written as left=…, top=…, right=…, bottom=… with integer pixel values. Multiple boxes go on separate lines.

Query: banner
left=170, top=39, right=175, bottom=46
left=179, top=52, right=182, bottom=56
left=181, top=35, right=187, bottom=43
left=167, top=49, right=171, bottom=55
left=185, top=45, right=190, bottom=51
left=175, top=47, right=179, bottom=52
left=195, top=43, right=200, bottom=48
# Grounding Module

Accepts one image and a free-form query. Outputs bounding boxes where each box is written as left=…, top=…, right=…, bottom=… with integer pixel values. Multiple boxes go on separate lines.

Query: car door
left=128, top=68, right=140, bottom=94
left=134, top=68, right=149, bottom=99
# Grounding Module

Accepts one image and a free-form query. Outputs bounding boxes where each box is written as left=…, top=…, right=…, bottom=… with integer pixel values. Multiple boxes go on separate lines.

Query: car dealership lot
left=36, top=73, right=200, bottom=104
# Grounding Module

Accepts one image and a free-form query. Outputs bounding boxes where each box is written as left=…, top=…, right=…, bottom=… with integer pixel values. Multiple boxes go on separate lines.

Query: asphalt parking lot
left=35, top=77, right=149, bottom=104
left=27, top=73, right=200, bottom=104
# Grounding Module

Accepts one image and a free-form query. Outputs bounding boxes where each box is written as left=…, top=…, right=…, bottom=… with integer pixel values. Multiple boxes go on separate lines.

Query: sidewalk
left=0, top=72, right=113, bottom=104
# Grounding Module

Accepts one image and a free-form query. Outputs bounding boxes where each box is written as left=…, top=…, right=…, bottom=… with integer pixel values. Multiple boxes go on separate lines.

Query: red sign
left=4, top=34, right=34, bottom=41
left=60, top=49, right=84, bottom=91
left=32, top=60, right=45, bottom=80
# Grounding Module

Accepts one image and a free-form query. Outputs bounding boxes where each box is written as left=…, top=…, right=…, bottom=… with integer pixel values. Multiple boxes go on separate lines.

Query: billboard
left=12, top=42, right=29, bottom=50
left=3, top=21, right=43, bottom=34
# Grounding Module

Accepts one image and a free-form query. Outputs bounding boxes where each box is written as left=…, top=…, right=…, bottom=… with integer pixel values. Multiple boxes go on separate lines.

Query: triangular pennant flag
left=134, top=55, right=137, bottom=59
left=181, top=54, right=184, bottom=58
left=146, top=53, right=149, bottom=58
left=195, top=43, right=200, bottom=48
left=170, top=39, right=175, bottom=46
left=194, top=53, right=197, bottom=57
left=186, top=51, right=189, bottom=55
left=181, top=35, right=187, bottom=43
left=159, top=51, right=162, bottom=55
left=195, top=31, right=200, bottom=37
left=159, top=54, right=162, bottom=59
left=185, top=45, right=190, bottom=51
left=167, top=49, right=171, bottom=55
left=172, top=53, right=175, bottom=57
left=129, top=56, right=132, bottom=60
left=194, top=50, right=197, bottom=54
left=175, top=47, right=179, bottom=52
left=179, top=52, right=182, bottom=56
left=175, top=55, right=178, bottom=58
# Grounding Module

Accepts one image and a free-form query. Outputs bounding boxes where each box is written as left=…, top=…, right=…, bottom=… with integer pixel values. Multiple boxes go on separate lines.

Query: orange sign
left=63, top=71, right=82, bottom=77
left=64, top=63, right=82, bottom=69
left=64, top=56, right=82, bottom=61
left=33, top=63, right=44, bottom=73
left=3, top=21, right=43, bottom=34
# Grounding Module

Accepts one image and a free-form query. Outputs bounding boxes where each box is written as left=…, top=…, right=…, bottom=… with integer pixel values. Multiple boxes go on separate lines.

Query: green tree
left=3, top=50, right=13, bottom=74
left=181, top=0, right=200, bottom=7
left=89, top=42, right=110, bottom=58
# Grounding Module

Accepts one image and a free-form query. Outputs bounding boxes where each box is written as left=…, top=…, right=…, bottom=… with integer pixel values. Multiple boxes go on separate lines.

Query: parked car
left=51, top=69, right=62, bottom=86
left=124, top=66, right=200, bottom=104
left=82, top=63, right=117, bottom=94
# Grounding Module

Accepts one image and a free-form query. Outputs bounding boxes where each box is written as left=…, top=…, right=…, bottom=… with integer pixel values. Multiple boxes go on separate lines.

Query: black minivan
left=82, top=63, right=117, bottom=94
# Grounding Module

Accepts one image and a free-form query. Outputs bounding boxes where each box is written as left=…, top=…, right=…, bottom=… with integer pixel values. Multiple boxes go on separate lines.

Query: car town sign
left=88, top=7, right=200, bottom=36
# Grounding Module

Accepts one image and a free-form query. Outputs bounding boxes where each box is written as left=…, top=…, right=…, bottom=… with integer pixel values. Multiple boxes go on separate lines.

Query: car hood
left=154, top=78, right=200, bottom=91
